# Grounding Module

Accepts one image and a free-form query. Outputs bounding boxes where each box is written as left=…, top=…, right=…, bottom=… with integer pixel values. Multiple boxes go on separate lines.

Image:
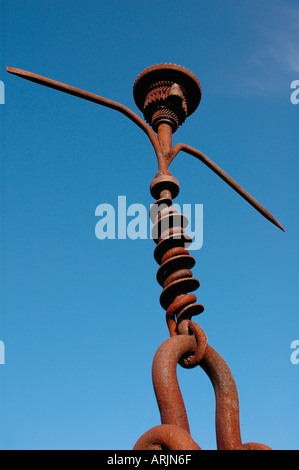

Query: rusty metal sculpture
left=7, top=63, right=284, bottom=450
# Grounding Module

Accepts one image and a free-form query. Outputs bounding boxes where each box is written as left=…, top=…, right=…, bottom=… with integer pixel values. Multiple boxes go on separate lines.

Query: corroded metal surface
left=6, top=63, right=283, bottom=450
left=150, top=173, right=204, bottom=337
left=133, top=63, right=202, bottom=132
left=6, top=65, right=285, bottom=230
left=137, top=319, right=271, bottom=450
left=133, top=424, right=202, bottom=451
left=141, top=159, right=273, bottom=449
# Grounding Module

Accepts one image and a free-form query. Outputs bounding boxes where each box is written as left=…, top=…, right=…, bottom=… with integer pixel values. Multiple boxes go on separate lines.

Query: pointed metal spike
left=171, top=144, right=285, bottom=232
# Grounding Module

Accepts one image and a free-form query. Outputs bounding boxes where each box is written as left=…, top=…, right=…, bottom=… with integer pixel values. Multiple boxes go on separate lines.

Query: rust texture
left=150, top=173, right=204, bottom=337
left=133, top=63, right=202, bottom=133
left=6, top=63, right=283, bottom=450
left=132, top=64, right=274, bottom=450
left=6, top=65, right=285, bottom=231
left=137, top=319, right=271, bottom=450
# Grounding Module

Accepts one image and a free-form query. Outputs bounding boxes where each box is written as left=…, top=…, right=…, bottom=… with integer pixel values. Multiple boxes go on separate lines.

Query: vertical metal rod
left=158, top=122, right=173, bottom=159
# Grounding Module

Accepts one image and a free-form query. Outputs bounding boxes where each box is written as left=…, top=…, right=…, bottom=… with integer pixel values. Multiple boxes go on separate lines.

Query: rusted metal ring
left=133, top=424, right=201, bottom=450
left=178, top=320, right=208, bottom=369
left=241, top=442, right=272, bottom=451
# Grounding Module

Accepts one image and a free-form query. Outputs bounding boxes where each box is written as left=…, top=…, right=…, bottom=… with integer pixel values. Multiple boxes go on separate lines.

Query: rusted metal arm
left=7, top=66, right=285, bottom=233
left=6, top=67, right=163, bottom=163
left=169, top=143, right=285, bottom=232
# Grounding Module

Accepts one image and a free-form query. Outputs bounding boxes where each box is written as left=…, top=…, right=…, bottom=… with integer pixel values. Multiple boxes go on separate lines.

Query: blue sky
left=0, top=0, right=299, bottom=450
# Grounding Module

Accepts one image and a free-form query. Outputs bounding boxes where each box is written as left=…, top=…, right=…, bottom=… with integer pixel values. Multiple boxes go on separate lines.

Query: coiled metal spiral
left=150, top=172, right=204, bottom=336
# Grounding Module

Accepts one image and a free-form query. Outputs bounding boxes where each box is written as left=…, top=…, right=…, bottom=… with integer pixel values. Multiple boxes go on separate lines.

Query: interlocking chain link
left=133, top=172, right=271, bottom=451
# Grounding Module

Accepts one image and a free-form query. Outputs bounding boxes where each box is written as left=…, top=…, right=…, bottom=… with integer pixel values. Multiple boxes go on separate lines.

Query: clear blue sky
left=1, top=0, right=298, bottom=450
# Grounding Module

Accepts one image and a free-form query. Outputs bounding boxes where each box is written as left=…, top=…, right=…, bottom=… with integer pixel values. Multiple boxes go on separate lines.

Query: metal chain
left=133, top=172, right=271, bottom=451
